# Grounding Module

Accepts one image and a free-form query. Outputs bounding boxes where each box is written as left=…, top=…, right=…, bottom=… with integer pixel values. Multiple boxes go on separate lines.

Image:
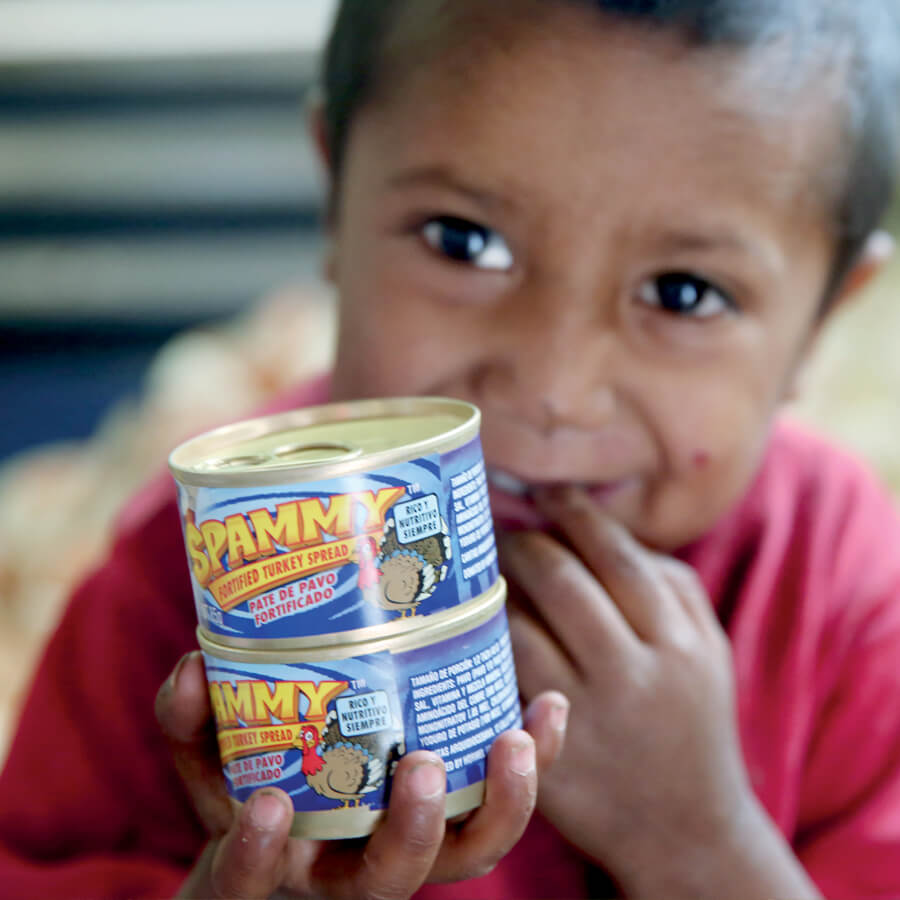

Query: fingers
left=158, top=655, right=558, bottom=899
left=160, top=657, right=299, bottom=898
left=507, top=605, right=577, bottom=699
left=655, top=555, right=709, bottom=624
left=356, top=694, right=567, bottom=890
left=535, top=487, right=681, bottom=643
left=500, top=529, right=636, bottom=663
left=203, top=789, right=293, bottom=899
left=154, top=651, right=209, bottom=742
left=155, top=651, right=234, bottom=835
left=521, top=690, right=570, bottom=772
left=428, top=730, right=538, bottom=883
left=343, top=752, right=447, bottom=900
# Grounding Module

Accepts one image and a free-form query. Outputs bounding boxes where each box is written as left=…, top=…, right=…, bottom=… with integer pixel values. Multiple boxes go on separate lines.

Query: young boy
left=3, top=0, right=900, bottom=897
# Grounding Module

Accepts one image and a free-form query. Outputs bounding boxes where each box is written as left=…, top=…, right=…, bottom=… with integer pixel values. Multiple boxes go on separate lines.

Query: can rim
left=198, top=577, right=506, bottom=661
left=203, top=580, right=500, bottom=650
left=169, top=396, right=480, bottom=487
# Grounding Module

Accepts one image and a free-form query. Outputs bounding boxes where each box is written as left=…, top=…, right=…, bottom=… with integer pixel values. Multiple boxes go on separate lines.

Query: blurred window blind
left=0, top=1, right=334, bottom=460
left=0, top=0, right=334, bottom=319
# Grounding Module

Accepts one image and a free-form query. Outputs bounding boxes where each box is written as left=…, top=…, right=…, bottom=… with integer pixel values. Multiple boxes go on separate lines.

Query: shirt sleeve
left=0, top=492, right=205, bottom=899
left=793, top=473, right=900, bottom=899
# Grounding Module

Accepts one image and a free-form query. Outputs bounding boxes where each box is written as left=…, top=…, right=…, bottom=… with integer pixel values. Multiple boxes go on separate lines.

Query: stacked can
left=169, top=397, right=520, bottom=838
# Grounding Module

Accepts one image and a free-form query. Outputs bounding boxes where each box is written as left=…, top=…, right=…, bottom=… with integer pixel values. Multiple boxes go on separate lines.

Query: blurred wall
left=791, top=206, right=900, bottom=495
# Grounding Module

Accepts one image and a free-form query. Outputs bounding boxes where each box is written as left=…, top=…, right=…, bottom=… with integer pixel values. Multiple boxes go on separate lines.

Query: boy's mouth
left=486, top=467, right=635, bottom=530
left=486, top=472, right=544, bottom=530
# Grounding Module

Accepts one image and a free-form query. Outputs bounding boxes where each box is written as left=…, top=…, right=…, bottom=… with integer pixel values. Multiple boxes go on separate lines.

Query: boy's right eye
left=421, top=216, right=513, bottom=271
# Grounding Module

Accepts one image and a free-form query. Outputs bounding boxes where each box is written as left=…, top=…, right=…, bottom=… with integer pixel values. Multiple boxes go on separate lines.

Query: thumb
left=156, top=650, right=234, bottom=835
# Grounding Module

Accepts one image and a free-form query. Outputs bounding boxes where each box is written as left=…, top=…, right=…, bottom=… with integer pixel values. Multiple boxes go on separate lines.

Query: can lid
left=198, top=577, right=507, bottom=662
left=169, top=397, right=479, bottom=486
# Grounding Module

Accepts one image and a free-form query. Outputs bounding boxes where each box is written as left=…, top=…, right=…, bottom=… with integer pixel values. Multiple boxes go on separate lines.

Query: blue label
left=176, top=436, right=499, bottom=641
left=202, top=606, right=521, bottom=812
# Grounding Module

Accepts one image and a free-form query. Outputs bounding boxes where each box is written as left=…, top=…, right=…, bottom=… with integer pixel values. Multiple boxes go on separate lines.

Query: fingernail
left=510, top=741, right=536, bottom=777
left=550, top=701, right=570, bottom=736
left=249, top=790, right=290, bottom=830
left=167, top=650, right=197, bottom=693
left=410, top=761, right=445, bottom=799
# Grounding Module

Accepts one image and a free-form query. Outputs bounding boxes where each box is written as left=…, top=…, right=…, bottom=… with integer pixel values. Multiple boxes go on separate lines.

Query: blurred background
left=0, top=0, right=338, bottom=753
left=1, top=0, right=336, bottom=464
left=0, top=0, right=898, bottom=756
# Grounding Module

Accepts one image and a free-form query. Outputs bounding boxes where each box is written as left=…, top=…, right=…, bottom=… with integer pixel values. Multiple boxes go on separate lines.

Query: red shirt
left=2, top=378, right=900, bottom=899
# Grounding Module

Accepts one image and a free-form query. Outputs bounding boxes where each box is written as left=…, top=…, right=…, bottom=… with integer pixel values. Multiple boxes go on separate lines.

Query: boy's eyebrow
left=649, top=229, right=784, bottom=276
left=384, top=165, right=517, bottom=214
left=387, top=167, right=785, bottom=275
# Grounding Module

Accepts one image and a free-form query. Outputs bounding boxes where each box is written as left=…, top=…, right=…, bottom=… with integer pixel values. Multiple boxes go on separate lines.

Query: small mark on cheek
left=692, top=450, right=711, bottom=470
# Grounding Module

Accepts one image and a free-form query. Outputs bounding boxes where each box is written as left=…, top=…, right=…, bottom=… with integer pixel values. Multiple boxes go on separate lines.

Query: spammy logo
left=209, top=677, right=348, bottom=764
left=184, top=488, right=405, bottom=611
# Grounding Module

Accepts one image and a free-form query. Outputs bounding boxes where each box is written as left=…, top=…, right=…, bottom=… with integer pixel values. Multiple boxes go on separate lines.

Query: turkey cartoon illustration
left=296, top=707, right=403, bottom=809
left=358, top=514, right=452, bottom=617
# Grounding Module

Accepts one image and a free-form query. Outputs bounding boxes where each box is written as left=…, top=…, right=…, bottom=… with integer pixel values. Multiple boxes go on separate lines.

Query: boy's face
left=327, top=2, right=838, bottom=550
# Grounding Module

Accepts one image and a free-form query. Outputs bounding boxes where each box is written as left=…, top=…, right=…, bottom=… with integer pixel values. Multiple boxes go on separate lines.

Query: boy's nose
left=475, top=309, right=619, bottom=434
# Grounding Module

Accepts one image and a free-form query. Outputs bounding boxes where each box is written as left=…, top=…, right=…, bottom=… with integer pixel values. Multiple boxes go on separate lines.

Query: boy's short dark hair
left=321, top=0, right=900, bottom=300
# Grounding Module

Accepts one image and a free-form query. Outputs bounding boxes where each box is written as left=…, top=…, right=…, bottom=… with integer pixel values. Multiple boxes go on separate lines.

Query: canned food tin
left=169, top=398, right=499, bottom=646
left=198, top=579, right=519, bottom=839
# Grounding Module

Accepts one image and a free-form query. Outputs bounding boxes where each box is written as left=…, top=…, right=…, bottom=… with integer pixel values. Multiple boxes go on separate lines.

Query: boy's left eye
left=637, top=272, right=734, bottom=318
left=422, top=216, right=514, bottom=271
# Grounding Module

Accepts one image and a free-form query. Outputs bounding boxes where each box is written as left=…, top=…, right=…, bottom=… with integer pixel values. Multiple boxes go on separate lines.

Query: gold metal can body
left=169, top=397, right=500, bottom=646
left=198, top=580, right=520, bottom=839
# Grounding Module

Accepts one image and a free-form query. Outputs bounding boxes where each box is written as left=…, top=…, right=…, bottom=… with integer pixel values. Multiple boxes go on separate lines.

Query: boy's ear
left=784, top=229, right=894, bottom=404
left=829, top=229, right=895, bottom=311
left=306, top=88, right=339, bottom=282
left=306, top=87, right=334, bottom=174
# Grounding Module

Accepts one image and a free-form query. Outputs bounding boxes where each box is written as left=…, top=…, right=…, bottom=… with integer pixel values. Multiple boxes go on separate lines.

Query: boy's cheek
left=332, top=316, right=465, bottom=401
left=646, top=449, right=769, bottom=550
left=335, top=294, right=496, bottom=402
left=626, top=386, right=775, bottom=549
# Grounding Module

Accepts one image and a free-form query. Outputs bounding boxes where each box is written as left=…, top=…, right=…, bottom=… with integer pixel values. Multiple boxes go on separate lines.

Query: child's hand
left=155, top=652, right=568, bottom=899
left=500, top=486, right=817, bottom=898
